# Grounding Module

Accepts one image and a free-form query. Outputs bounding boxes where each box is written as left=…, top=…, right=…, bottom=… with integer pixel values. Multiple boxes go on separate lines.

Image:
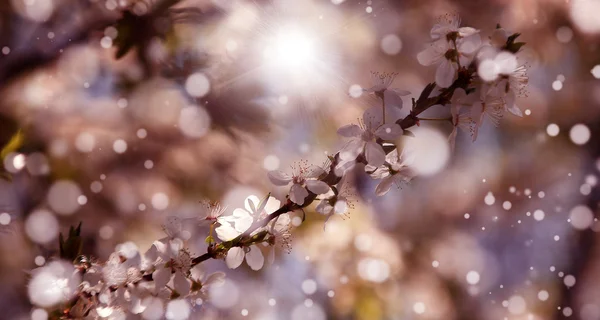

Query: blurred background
left=1, top=0, right=600, bottom=319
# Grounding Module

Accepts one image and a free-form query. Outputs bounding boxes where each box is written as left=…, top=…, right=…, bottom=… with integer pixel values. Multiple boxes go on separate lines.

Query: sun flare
left=264, top=26, right=318, bottom=71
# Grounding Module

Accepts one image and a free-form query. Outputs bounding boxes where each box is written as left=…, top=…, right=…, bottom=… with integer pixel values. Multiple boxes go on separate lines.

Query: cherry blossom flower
left=149, top=238, right=193, bottom=294
left=315, top=196, right=348, bottom=219
left=189, top=267, right=225, bottom=305
left=265, top=213, right=292, bottom=264
left=268, top=162, right=331, bottom=205
left=449, top=88, right=475, bottom=151
left=417, top=37, right=480, bottom=87
left=28, top=260, right=82, bottom=308
left=471, top=86, right=505, bottom=141
left=198, top=201, right=226, bottom=226
left=430, top=13, right=479, bottom=40
left=337, top=106, right=403, bottom=167
left=102, top=252, right=143, bottom=287
left=315, top=176, right=354, bottom=225
left=161, top=216, right=189, bottom=240
left=476, top=50, right=527, bottom=118
left=363, top=72, right=410, bottom=109
left=215, top=195, right=280, bottom=241
left=366, top=148, right=416, bottom=196
left=418, top=14, right=481, bottom=87
left=495, top=64, right=528, bottom=117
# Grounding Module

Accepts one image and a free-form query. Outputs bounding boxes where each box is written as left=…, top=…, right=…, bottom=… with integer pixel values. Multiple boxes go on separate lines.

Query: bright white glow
left=466, top=271, right=480, bottom=285
left=508, top=295, right=526, bottom=315
left=571, top=0, right=600, bottom=34
left=570, top=124, right=591, bottom=145
left=267, top=26, right=316, bottom=69
left=28, top=260, right=81, bottom=308
left=569, top=205, right=593, bottom=230
left=404, top=127, right=450, bottom=176
left=413, top=302, right=426, bottom=314
left=547, top=123, right=560, bottom=137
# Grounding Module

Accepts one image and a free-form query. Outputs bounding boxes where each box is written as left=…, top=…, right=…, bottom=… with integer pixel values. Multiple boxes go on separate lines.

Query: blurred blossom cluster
left=1, top=0, right=600, bottom=319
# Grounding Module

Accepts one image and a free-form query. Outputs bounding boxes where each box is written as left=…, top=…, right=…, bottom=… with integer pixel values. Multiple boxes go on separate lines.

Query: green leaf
left=59, top=222, right=83, bottom=262
left=0, top=130, right=24, bottom=160
left=508, top=42, right=526, bottom=53
left=507, top=33, right=521, bottom=43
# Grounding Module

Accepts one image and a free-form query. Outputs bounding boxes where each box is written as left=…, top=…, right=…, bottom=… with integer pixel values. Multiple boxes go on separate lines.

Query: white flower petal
left=232, top=208, right=250, bottom=219
left=306, top=180, right=331, bottom=195
left=162, top=216, right=182, bottom=239
left=215, top=223, right=240, bottom=241
left=375, top=124, right=403, bottom=140
left=264, top=196, right=281, bottom=215
left=340, top=139, right=364, bottom=161
left=289, top=184, right=309, bottom=205
left=458, top=27, right=479, bottom=38
left=335, top=158, right=356, bottom=176
left=267, top=247, right=276, bottom=266
left=375, top=175, right=396, bottom=196
left=383, top=89, right=404, bottom=109
left=471, top=101, right=484, bottom=125
left=267, top=171, right=292, bottom=186
left=362, top=106, right=384, bottom=129
left=365, top=141, right=386, bottom=167
left=495, top=51, right=518, bottom=74
left=385, top=104, right=404, bottom=123
left=458, top=34, right=481, bottom=54
left=448, top=128, right=458, bottom=153
left=435, top=59, right=457, bottom=88
left=152, top=268, right=171, bottom=292
left=167, top=239, right=184, bottom=258
left=504, top=91, right=523, bottom=117
left=307, top=165, right=326, bottom=179
left=417, top=41, right=447, bottom=66
left=144, top=243, right=160, bottom=263
left=273, top=213, right=291, bottom=232
left=315, top=200, right=333, bottom=215
left=173, top=271, right=191, bottom=297
left=390, top=88, right=410, bottom=96
left=337, top=124, right=363, bottom=137
left=232, top=211, right=253, bottom=233
left=204, top=272, right=226, bottom=287
left=507, top=103, right=523, bottom=117
left=245, top=195, right=260, bottom=213
left=491, top=28, right=509, bottom=48
left=225, top=247, right=245, bottom=269
left=471, top=101, right=485, bottom=141
left=245, top=245, right=264, bottom=271
left=452, top=88, right=468, bottom=105
left=334, top=199, right=348, bottom=214
left=430, top=24, right=452, bottom=39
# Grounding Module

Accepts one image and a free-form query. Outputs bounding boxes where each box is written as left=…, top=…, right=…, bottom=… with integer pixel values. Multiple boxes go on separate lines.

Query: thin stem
left=382, top=95, right=386, bottom=124
left=452, top=39, right=462, bottom=69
